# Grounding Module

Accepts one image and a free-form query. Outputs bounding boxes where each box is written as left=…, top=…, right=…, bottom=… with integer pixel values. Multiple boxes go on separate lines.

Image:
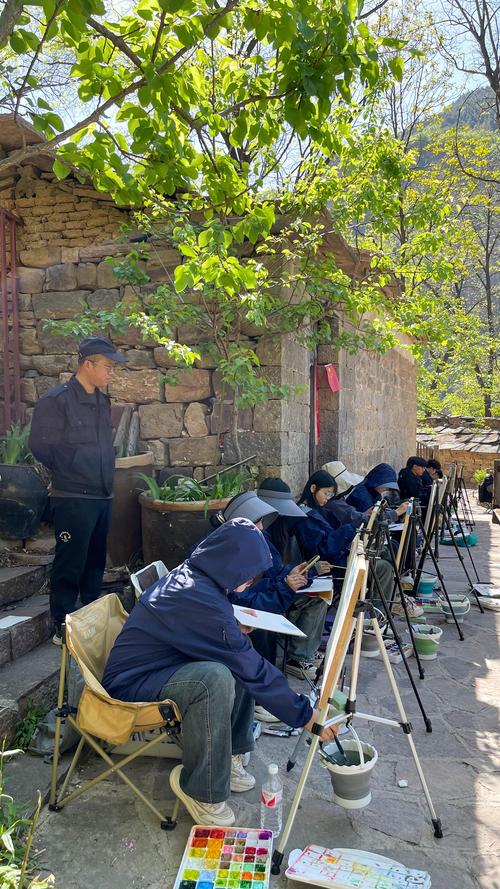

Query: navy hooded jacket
left=289, top=507, right=356, bottom=566
left=346, top=463, right=399, bottom=512
left=229, top=531, right=297, bottom=614
left=102, top=519, right=313, bottom=728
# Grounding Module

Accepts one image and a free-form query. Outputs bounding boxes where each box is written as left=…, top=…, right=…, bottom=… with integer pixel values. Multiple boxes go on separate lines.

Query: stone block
left=96, top=261, right=120, bottom=288
left=138, top=439, right=168, bottom=467
left=59, top=372, right=73, bottom=384
left=154, top=347, right=184, bottom=369
left=21, top=377, right=37, bottom=403
left=17, top=267, right=45, bottom=293
left=32, top=290, right=88, bottom=320
left=256, top=337, right=281, bottom=366
left=254, top=400, right=282, bottom=432
left=35, top=376, right=58, bottom=397
left=164, top=368, right=211, bottom=402
left=212, top=371, right=236, bottom=401
left=19, top=247, right=61, bottom=267
left=32, top=355, right=71, bottom=375
left=125, top=349, right=155, bottom=369
left=169, top=436, right=219, bottom=466
left=184, top=402, right=209, bottom=437
left=108, top=369, right=161, bottom=404
left=36, top=323, right=79, bottom=354
left=209, top=401, right=253, bottom=435
left=138, top=403, right=183, bottom=438
left=45, top=263, right=77, bottom=291
left=61, top=247, right=80, bottom=262
left=19, top=327, right=41, bottom=355
left=77, top=263, right=97, bottom=289
left=87, top=288, right=120, bottom=310
left=18, top=294, right=32, bottom=312
left=223, top=432, right=282, bottom=464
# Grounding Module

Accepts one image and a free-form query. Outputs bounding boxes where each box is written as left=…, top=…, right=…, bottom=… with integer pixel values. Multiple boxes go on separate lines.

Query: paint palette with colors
left=173, top=825, right=273, bottom=889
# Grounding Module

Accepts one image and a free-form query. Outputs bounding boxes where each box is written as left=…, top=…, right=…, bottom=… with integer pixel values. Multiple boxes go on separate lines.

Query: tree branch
left=0, top=0, right=24, bottom=49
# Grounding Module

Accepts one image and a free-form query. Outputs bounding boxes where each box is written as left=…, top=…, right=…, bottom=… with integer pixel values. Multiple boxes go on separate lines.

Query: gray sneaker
left=230, top=754, right=256, bottom=792
left=169, top=764, right=235, bottom=825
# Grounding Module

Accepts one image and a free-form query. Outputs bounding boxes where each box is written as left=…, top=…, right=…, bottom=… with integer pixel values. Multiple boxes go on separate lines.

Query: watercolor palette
left=173, top=825, right=273, bottom=889
left=285, top=846, right=431, bottom=888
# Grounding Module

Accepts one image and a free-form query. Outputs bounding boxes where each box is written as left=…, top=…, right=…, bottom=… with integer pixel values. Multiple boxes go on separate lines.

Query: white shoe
left=254, top=705, right=280, bottom=723
left=230, top=754, right=256, bottom=792
left=392, top=596, right=424, bottom=619
left=242, top=752, right=251, bottom=767
left=169, top=764, right=235, bottom=825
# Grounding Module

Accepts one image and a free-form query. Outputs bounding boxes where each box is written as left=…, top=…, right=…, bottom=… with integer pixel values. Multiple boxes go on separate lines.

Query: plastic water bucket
left=417, top=574, right=438, bottom=599
left=320, top=726, right=378, bottom=809
left=411, top=624, right=443, bottom=659
left=441, top=595, right=471, bottom=624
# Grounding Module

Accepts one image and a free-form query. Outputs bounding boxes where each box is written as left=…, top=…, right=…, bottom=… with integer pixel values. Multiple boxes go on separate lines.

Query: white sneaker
left=392, top=596, right=424, bottom=619
left=286, top=658, right=317, bottom=680
left=254, top=705, right=280, bottom=723
left=230, top=754, right=256, bottom=792
left=169, top=764, right=235, bottom=825
left=242, top=752, right=251, bottom=767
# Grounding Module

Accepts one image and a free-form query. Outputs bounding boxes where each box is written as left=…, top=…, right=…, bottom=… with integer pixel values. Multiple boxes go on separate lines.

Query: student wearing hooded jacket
left=289, top=470, right=358, bottom=567
left=346, top=462, right=401, bottom=513
left=102, top=518, right=337, bottom=828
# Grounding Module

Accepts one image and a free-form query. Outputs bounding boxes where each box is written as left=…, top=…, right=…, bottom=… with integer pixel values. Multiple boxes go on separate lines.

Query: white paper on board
left=232, top=604, right=306, bottom=636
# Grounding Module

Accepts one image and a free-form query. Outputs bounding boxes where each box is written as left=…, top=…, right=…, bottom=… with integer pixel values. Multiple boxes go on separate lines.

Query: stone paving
left=34, top=500, right=500, bottom=889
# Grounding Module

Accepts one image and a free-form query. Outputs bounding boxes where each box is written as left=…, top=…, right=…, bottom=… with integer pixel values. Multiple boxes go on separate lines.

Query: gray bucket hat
left=257, top=487, right=306, bottom=519
left=222, top=491, right=278, bottom=529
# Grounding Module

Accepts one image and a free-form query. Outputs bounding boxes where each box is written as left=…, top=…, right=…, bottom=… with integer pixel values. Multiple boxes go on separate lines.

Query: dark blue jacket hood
left=189, top=517, right=272, bottom=591
left=363, top=463, right=398, bottom=490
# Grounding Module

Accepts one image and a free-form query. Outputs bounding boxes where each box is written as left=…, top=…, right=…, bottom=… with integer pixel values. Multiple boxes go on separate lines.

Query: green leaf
left=388, top=56, right=404, bottom=82
left=53, top=158, right=71, bottom=179
left=174, top=264, right=193, bottom=292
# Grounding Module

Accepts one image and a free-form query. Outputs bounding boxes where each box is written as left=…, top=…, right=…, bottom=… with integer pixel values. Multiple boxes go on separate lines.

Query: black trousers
left=50, top=497, right=112, bottom=626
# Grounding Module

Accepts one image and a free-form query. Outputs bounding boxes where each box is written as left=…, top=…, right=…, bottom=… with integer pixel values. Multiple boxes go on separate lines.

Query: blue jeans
left=159, top=661, right=254, bottom=803
left=286, top=595, right=328, bottom=660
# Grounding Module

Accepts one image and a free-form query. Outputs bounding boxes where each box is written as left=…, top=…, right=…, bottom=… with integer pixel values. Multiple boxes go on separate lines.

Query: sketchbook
left=303, top=577, right=334, bottom=604
left=285, top=845, right=431, bottom=888
left=232, top=605, right=306, bottom=636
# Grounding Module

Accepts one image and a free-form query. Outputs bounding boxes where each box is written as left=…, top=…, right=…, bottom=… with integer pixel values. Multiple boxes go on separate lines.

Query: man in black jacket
left=29, top=336, right=124, bottom=643
left=398, top=456, right=429, bottom=505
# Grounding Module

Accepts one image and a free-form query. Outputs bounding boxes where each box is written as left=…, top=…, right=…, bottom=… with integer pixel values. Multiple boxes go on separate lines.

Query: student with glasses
left=29, top=336, right=125, bottom=644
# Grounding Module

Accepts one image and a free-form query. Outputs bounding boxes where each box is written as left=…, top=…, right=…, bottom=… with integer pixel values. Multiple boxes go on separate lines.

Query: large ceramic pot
left=107, top=453, right=153, bottom=568
left=140, top=494, right=230, bottom=569
left=0, top=464, right=48, bottom=540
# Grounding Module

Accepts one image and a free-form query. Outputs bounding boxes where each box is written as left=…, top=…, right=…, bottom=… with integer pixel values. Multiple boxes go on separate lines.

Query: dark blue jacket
left=290, top=507, right=356, bottom=566
left=324, top=498, right=367, bottom=530
left=346, top=463, right=398, bottom=512
left=28, top=375, right=115, bottom=497
left=229, top=531, right=297, bottom=614
left=102, top=519, right=313, bottom=728
left=398, top=466, right=429, bottom=505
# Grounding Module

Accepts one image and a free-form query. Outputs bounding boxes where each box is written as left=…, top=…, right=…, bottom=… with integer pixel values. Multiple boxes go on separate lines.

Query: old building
left=0, top=114, right=417, bottom=489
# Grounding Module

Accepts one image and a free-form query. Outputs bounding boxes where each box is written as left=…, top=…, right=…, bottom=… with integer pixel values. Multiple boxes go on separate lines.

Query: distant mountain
left=439, top=87, right=497, bottom=132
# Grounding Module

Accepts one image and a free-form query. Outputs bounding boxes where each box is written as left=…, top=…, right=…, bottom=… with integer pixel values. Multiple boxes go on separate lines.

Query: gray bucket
left=320, top=727, right=378, bottom=809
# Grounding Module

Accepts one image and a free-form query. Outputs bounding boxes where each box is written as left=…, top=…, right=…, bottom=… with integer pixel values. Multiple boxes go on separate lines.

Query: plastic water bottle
left=260, top=763, right=283, bottom=838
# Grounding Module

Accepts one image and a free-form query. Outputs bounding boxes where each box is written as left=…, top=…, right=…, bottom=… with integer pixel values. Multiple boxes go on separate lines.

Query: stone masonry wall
left=315, top=336, right=417, bottom=478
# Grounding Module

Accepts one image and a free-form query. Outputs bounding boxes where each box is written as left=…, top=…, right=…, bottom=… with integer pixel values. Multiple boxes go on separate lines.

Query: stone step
left=0, top=640, right=60, bottom=744
left=0, top=564, right=46, bottom=607
left=0, top=593, right=52, bottom=667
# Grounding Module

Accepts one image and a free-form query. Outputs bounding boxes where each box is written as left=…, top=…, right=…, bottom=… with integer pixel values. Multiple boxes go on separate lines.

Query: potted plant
left=0, top=423, right=48, bottom=541
left=138, top=467, right=252, bottom=569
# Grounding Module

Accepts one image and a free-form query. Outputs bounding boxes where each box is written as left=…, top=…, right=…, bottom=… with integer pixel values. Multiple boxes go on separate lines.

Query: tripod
left=432, top=487, right=485, bottom=613
left=396, top=499, right=466, bottom=639
left=271, top=539, right=443, bottom=876
left=454, top=464, right=475, bottom=531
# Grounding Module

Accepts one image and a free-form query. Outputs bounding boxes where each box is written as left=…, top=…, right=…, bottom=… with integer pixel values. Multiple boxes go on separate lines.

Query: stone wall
left=437, top=449, right=499, bottom=485
left=1, top=163, right=417, bottom=491
left=315, top=333, right=417, bottom=478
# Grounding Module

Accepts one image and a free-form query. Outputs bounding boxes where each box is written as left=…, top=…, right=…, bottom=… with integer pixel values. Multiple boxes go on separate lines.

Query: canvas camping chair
left=49, top=593, right=182, bottom=830
left=130, top=560, right=167, bottom=600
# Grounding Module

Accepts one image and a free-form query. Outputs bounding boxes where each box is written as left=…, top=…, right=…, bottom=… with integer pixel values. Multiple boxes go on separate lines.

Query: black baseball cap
left=78, top=336, right=125, bottom=363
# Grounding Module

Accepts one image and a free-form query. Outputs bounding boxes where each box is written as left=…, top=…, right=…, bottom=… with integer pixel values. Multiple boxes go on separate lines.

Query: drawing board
left=319, top=536, right=367, bottom=710
left=395, top=500, right=413, bottom=572
left=423, top=481, right=438, bottom=537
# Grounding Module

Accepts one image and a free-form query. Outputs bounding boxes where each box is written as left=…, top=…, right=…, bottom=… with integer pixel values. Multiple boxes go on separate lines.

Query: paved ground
left=33, top=500, right=500, bottom=889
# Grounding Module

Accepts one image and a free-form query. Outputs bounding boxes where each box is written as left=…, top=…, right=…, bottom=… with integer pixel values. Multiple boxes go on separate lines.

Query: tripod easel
left=271, top=535, right=443, bottom=876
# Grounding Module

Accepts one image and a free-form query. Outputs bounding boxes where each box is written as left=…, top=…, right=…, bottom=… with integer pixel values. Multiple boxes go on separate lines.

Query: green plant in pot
left=0, top=423, right=48, bottom=541
left=138, top=468, right=252, bottom=569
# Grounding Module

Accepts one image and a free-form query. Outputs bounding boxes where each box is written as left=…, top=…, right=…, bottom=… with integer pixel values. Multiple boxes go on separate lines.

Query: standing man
left=29, top=336, right=125, bottom=643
